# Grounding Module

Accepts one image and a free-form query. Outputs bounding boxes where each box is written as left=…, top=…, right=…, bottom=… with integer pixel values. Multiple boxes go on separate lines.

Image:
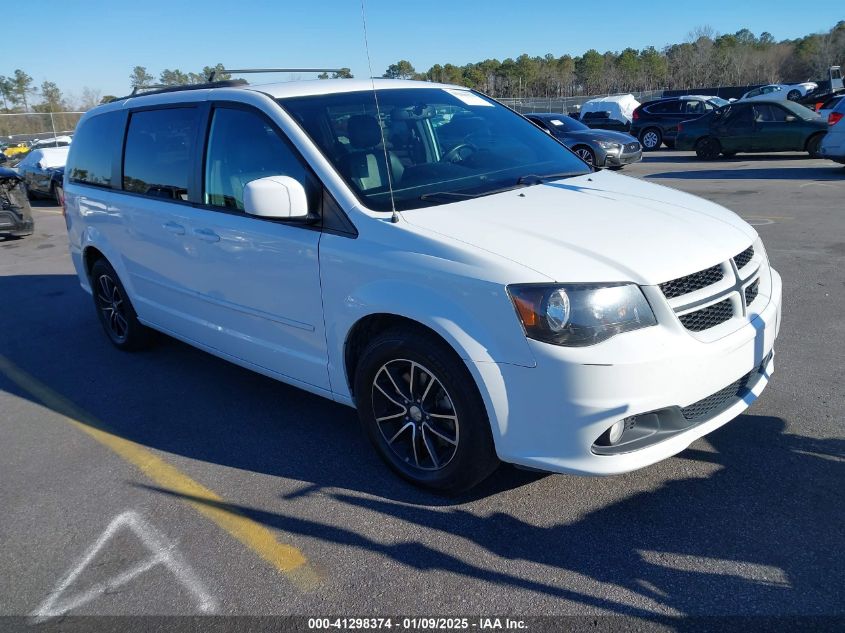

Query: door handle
left=193, top=228, right=220, bottom=243
left=162, top=221, right=185, bottom=235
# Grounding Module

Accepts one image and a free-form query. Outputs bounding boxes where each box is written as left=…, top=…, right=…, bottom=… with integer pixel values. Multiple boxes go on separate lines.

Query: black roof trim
left=112, top=79, right=249, bottom=102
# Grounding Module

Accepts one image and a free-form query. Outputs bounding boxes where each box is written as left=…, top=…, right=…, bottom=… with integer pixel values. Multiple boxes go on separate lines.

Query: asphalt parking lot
left=1, top=151, right=843, bottom=625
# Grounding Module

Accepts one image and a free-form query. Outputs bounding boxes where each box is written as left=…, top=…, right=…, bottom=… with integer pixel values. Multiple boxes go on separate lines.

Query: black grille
left=734, top=246, right=754, bottom=269
left=624, top=142, right=640, bottom=152
left=745, top=279, right=760, bottom=305
left=678, top=298, right=734, bottom=332
left=681, top=370, right=753, bottom=420
left=660, top=264, right=724, bottom=299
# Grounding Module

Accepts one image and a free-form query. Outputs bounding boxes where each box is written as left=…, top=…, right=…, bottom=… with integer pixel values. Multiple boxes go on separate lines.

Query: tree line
left=2, top=21, right=843, bottom=121
left=384, top=22, right=845, bottom=98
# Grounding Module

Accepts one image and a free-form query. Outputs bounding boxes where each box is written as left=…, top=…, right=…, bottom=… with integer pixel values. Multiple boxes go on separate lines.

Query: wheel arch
left=805, top=131, right=825, bottom=152
left=340, top=309, right=516, bottom=462
left=83, top=245, right=107, bottom=281
left=344, top=313, right=460, bottom=397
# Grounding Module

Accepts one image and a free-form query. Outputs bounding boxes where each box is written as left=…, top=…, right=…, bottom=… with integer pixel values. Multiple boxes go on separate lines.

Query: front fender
left=323, top=275, right=537, bottom=403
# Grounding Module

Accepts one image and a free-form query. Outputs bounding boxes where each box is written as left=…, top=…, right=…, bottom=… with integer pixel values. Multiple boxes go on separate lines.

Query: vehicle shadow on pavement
left=139, top=416, right=845, bottom=618
left=2, top=274, right=843, bottom=617
left=641, top=153, right=812, bottom=164
left=645, top=166, right=844, bottom=181
left=0, top=273, right=541, bottom=506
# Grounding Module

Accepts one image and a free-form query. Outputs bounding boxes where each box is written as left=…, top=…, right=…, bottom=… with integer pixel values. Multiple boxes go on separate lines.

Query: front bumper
left=604, top=148, right=643, bottom=167
left=470, top=268, right=782, bottom=476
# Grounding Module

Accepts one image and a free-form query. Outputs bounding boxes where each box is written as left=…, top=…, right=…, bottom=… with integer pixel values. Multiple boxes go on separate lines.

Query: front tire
left=90, top=259, right=154, bottom=351
left=787, top=89, right=801, bottom=101
left=354, top=328, right=499, bottom=493
left=695, top=136, right=722, bottom=160
left=573, top=146, right=596, bottom=168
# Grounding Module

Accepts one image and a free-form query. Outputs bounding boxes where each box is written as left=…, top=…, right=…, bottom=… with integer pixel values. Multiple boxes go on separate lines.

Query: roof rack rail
left=112, top=79, right=249, bottom=102
left=207, top=67, right=345, bottom=81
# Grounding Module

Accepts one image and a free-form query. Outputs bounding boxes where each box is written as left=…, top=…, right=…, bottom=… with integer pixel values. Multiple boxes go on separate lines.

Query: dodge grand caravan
left=64, top=78, right=782, bottom=492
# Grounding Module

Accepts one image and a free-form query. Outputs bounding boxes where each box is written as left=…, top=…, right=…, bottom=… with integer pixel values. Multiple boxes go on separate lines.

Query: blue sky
left=5, top=0, right=842, bottom=103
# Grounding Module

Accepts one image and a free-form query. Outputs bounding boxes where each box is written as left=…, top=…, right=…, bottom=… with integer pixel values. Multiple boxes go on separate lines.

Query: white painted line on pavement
left=31, top=510, right=218, bottom=621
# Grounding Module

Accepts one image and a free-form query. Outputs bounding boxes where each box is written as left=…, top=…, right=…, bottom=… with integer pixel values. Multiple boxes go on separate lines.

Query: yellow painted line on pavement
left=0, top=353, right=320, bottom=590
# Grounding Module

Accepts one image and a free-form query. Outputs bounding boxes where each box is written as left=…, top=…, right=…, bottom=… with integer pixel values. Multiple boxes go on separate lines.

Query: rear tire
left=640, top=128, right=662, bottom=151
left=695, top=136, right=721, bottom=160
left=787, top=89, right=801, bottom=101
left=806, top=134, right=823, bottom=158
left=354, top=327, right=499, bottom=493
left=90, top=258, right=154, bottom=351
left=53, top=183, right=64, bottom=207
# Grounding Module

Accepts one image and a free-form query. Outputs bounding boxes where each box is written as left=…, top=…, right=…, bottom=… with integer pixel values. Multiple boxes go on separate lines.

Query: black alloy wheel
left=354, top=328, right=499, bottom=493
left=90, top=258, right=154, bottom=350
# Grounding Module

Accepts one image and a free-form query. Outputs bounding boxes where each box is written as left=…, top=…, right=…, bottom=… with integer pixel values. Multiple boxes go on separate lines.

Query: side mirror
left=784, top=115, right=797, bottom=122
left=243, top=176, right=309, bottom=219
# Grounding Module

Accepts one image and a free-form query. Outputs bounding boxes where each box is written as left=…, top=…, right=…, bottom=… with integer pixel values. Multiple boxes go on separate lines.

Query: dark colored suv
left=631, top=96, right=730, bottom=150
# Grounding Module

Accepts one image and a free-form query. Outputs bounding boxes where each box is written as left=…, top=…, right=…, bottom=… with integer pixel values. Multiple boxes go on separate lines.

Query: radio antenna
left=360, top=0, right=399, bottom=223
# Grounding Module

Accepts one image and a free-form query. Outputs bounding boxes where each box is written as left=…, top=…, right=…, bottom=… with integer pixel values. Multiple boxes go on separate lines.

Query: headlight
left=508, top=283, right=657, bottom=347
left=597, top=141, right=622, bottom=150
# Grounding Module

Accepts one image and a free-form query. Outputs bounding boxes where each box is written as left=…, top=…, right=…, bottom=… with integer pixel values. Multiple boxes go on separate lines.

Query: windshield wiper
left=419, top=172, right=585, bottom=203
left=517, top=172, right=582, bottom=185
left=419, top=191, right=481, bottom=202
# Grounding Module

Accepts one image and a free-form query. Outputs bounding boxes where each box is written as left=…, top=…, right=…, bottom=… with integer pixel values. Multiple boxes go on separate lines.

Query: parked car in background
left=0, top=166, right=34, bottom=238
left=50, top=166, right=65, bottom=206
left=3, top=142, right=30, bottom=159
left=16, top=147, right=70, bottom=198
left=525, top=113, right=642, bottom=169
left=631, top=96, right=730, bottom=150
left=676, top=100, right=827, bottom=159
left=738, top=83, right=817, bottom=103
left=797, top=66, right=843, bottom=110
left=816, top=94, right=844, bottom=122
left=31, top=135, right=73, bottom=149
left=578, top=94, right=640, bottom=132
left=819, top=98, right=845, bottom=165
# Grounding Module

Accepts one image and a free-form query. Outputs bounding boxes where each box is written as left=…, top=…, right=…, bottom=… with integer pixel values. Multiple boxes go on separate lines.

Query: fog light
left=607, top=420, right=625, bottom=445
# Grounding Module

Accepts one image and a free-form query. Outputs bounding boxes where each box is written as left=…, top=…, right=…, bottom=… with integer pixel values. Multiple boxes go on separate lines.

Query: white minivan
left=64, top=78, right=782, bottom=492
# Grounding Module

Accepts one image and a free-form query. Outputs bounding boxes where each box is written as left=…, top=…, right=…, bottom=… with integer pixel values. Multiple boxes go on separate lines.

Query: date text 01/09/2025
left=307, top=617, right=528, bottom=630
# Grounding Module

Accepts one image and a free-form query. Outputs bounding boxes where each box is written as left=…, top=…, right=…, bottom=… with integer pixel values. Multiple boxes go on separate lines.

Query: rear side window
left=683, top=100, right=705, bottom=114
left=647, top=101, right=680, bottom=114
left=67, top=111, right=123, bottom=188
left=123, top=108, right=199, bottom=200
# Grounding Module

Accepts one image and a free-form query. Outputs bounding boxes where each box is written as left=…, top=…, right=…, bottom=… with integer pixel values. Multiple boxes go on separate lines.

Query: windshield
left=279, top=88, right=590, bottom=211
left=708, top=97, right=730, bottom=108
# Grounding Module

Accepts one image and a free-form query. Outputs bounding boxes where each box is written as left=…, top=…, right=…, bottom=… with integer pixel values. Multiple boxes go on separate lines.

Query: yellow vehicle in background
left=3, top=142, right=31, bottom=158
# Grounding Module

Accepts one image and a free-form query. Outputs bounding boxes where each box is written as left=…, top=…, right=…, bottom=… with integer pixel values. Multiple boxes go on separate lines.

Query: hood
left=401, top=170, right=756, bottom=285
left=564, top=129, right=637, bottom=144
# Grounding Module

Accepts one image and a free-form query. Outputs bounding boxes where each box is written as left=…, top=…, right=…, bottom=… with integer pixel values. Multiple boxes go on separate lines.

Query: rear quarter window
left=123, top=107, right=199, bottom=201
left=67, top=111, right=123, bottom=188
